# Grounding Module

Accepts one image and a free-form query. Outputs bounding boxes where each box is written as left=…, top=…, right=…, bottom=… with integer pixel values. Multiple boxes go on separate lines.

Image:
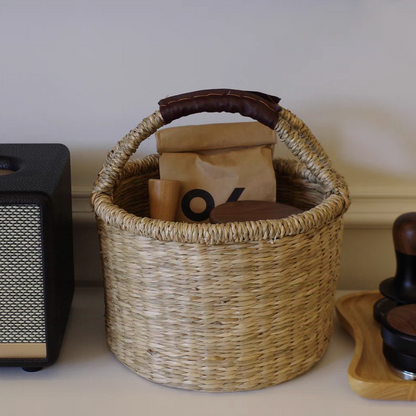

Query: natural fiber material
left=91, top=107, right=350, bottom=392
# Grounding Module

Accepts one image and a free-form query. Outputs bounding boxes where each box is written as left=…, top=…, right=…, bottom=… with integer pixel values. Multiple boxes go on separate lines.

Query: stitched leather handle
left=158, top=89, right=282, bottom=130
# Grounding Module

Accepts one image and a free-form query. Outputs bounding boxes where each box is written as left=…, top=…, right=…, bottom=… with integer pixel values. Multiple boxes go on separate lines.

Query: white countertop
left=0, top=288, right=414, bottom=416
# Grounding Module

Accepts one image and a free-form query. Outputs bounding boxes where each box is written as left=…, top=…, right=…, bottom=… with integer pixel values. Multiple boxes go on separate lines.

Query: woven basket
left=91, top=89, right=350, bottom=392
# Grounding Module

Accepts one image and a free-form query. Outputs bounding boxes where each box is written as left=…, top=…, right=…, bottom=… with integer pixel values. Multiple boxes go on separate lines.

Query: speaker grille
left=0, top=205, right=46, bottom=343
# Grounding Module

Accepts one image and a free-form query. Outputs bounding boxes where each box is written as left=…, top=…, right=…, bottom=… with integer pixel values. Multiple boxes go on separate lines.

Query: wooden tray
left=335, top=291, right=416, bottom=401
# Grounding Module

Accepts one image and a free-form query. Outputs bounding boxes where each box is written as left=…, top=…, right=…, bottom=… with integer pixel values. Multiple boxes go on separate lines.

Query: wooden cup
left=148, top=179, right=181, bottom=221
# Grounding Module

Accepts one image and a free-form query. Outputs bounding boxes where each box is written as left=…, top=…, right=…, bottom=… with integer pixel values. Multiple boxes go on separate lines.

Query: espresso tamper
left=374, top=212, right=416, bottom=323
left=373, top=212, right=416, bottom=380
left=381, top=304, right=416, bottom=380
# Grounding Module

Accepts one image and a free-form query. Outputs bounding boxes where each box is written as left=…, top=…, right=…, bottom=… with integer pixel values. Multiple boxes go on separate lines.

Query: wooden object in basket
left=335, top=291, right=416, bottom=401
left=209, top=201, right=302, bottom=224
left=148, top=179, right=181, bottom=221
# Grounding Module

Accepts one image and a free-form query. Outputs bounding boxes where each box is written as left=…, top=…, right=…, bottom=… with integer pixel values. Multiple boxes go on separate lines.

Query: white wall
left=1, top=1, right=415, bottom=289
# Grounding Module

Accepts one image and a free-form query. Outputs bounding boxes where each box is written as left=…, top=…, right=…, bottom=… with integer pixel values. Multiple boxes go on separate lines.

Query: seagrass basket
left=91, top=89, right=350, bottom=392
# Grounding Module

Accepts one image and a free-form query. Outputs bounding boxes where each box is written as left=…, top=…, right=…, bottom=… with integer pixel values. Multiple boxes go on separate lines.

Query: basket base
left=108, top=338, right=331, bottom=393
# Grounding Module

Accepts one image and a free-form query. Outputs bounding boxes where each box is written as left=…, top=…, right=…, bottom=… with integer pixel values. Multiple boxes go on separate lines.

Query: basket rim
left=91, top=155, right=349, bottom=245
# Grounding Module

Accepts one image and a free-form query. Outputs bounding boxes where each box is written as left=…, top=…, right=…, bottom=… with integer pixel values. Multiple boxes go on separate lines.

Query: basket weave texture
left=91, top=107, right=350, bottom=392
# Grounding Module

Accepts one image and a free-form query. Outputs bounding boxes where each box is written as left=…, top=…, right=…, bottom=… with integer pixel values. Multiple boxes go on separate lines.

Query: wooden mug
left=148, top=179, right=181, bottom=221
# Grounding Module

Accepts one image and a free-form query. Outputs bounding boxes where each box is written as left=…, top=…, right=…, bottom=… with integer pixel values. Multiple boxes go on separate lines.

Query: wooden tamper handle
left=379, top=212, right=416, bottom=304
left=393, top=212, right=416, bottom=256
left=148, top=179, right=181, bottom=221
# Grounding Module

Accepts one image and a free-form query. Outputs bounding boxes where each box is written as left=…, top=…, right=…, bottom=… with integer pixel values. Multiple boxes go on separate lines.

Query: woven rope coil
left=91, top=106, right=350, bottom=392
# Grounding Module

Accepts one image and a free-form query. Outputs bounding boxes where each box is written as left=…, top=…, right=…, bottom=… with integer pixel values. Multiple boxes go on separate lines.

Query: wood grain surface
left=0, top=169, right=14, bottom=176
left=0, top=343, right=46, bottom=359
left=393, top=212, right=416, bottom=255
left=387, top=304, right=416, bottom=336
left=209, top=201, right=303, bottom=224
left=148, top=179, right=181, bottom=221
left=336, top=291, right=416, bottom=401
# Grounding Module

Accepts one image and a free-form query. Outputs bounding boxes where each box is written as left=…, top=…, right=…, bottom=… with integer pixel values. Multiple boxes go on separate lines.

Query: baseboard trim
left=73, top=186, right=416, bottom=229
left=72, top=189, right=94, bottom=225
left=345, top=187, right=416, bottom=228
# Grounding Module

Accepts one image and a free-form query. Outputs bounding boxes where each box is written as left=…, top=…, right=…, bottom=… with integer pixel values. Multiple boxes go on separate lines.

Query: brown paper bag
left=155, top=122, right=277, bottom=223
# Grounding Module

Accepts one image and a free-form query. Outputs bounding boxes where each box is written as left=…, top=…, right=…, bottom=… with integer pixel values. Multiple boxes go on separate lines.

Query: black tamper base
left=381, top=304, right=416, bottom=380
left=373, top=297, right=397, bottom=325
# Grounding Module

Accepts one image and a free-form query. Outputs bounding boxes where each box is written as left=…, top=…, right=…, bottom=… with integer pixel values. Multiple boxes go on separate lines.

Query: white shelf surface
left=0, top=288, right=414, bottom=415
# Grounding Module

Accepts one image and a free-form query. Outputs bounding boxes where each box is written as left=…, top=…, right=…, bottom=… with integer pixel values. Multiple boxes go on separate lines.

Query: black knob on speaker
left=379, top=212, right=416, bottom=304
left=381, top=304, right=416, bottom=380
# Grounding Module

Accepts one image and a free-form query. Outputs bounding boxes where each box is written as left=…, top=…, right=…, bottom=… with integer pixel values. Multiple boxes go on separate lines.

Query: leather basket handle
left=92, top=88, right=349, bottom=217
left=158, top=89, right=282, bottom=129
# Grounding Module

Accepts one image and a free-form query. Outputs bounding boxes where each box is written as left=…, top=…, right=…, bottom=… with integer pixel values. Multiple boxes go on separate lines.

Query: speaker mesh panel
left=0, top=205, right=46, bottom=343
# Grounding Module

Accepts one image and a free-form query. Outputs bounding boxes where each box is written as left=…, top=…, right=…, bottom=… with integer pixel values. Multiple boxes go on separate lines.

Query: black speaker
left=0, top=144, right=74, bottom=371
